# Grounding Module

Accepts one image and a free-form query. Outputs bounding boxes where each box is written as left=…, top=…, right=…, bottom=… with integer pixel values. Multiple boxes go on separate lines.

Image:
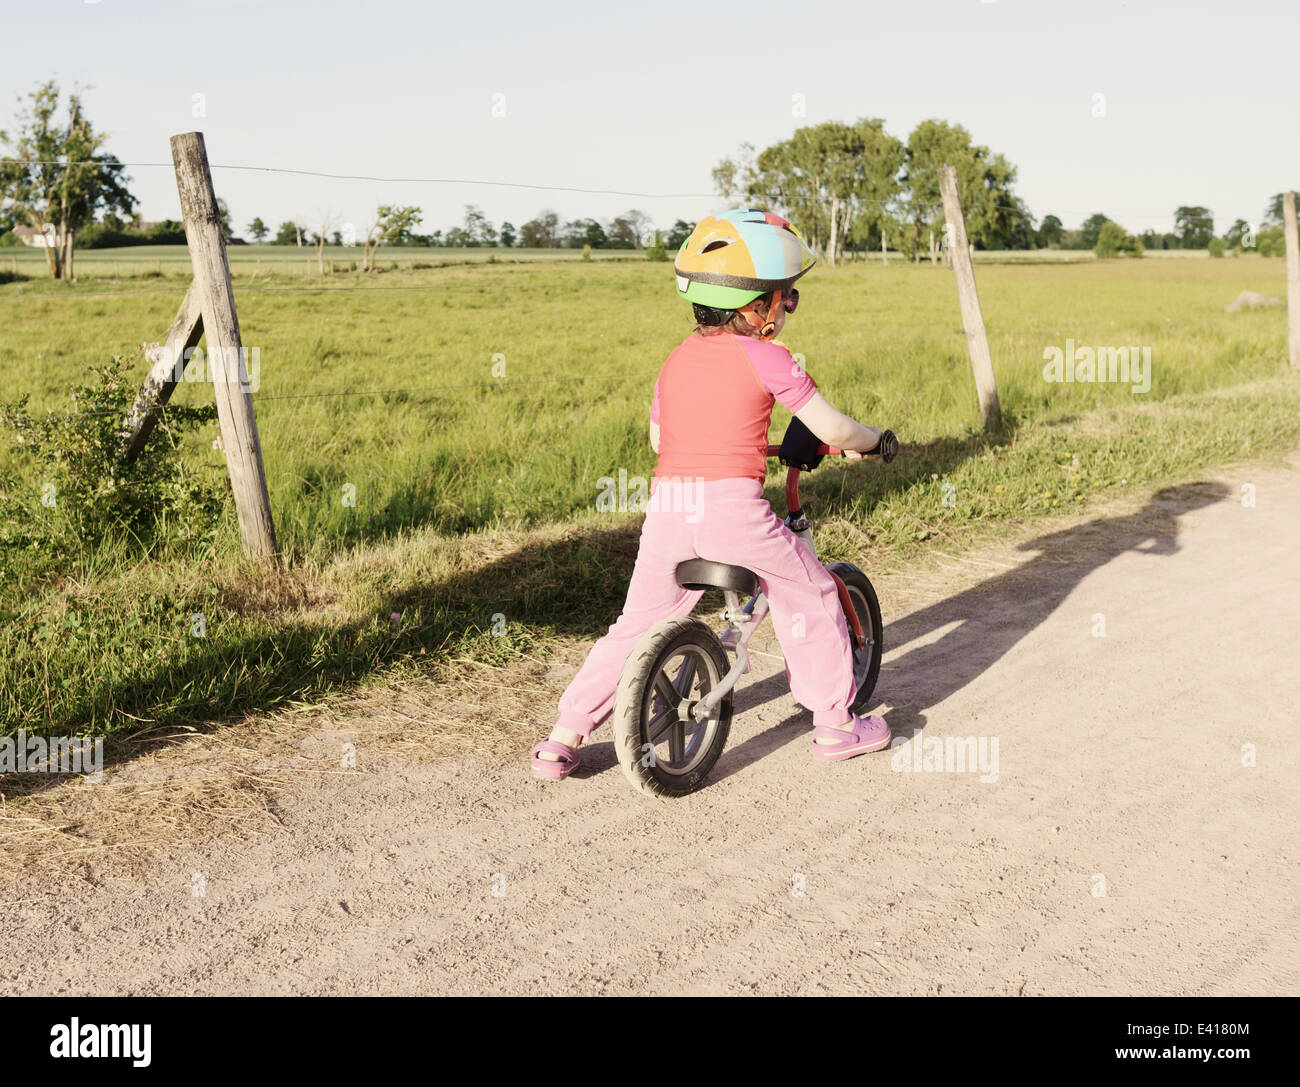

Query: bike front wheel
left=827, top=561, right=884, bottom=713
left=612, top=617, right=733, bottom=798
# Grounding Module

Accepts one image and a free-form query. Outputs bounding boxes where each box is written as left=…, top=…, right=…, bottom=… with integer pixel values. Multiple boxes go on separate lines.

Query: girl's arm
left=650, top=419, right=661, bottom=455
left=794, top=391, right=881, bottom=455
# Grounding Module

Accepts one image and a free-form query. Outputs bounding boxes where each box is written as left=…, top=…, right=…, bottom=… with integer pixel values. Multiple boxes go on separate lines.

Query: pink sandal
left=809, top=714, right=891, bottom=761
left=531, top=738, right=581, bottom=780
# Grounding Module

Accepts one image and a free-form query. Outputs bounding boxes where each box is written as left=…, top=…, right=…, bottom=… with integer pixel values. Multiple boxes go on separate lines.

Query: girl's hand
left=842, top=449, right=864, bottom=461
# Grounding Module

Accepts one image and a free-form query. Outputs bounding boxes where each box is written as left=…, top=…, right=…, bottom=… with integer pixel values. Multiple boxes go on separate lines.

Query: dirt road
left=3, top=463, right=1297, bottom=996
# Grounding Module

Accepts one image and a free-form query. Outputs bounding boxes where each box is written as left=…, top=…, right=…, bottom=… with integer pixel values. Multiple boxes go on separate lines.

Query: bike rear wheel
left=612, top=617, right=733, bottom=798
left=827, top=561, right=884, bottom=713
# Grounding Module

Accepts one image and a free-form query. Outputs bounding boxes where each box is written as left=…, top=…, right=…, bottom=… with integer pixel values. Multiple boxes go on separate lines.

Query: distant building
left=13, top=225, right=56, bottom=248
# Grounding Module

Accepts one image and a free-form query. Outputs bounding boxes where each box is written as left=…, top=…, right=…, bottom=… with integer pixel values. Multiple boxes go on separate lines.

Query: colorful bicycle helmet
left=674, top=208, right=817, bottom=311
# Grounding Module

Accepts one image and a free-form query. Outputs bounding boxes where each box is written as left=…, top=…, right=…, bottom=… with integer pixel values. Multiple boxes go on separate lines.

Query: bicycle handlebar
left=764, top=428, right=899, bottom=465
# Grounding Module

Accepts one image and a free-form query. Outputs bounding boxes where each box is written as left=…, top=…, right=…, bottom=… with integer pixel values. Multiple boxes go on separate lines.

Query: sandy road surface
left=3, top=464, right=1297, bottom=995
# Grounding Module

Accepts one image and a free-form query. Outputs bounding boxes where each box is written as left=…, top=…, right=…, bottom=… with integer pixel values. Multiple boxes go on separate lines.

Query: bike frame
left=689, top=442, right=867, bottom=723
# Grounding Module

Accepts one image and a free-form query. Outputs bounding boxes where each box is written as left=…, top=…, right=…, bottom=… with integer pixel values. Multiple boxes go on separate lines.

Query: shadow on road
left=704, top=481, right=1229, bottom=785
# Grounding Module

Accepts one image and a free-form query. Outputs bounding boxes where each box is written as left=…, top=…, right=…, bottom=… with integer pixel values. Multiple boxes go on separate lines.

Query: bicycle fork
left=693, top=590, right=770, bottom=723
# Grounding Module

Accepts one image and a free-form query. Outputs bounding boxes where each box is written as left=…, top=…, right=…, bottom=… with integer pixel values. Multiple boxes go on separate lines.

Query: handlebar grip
left=874, top=430, right=899, bottom=464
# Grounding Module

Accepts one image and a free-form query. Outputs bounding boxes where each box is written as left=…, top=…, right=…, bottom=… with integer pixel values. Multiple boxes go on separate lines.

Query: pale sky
left=9, top=0, right=1297, bottom=239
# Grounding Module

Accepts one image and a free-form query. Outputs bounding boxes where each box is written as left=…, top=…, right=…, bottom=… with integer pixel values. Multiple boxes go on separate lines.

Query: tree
left=665, top=218, right=694, bottom=249
left=462, top=204, right=491, bottom=246
left=980, top=153, right=1036, bottom=249
left=273, top=220, right=300, bottom=245
left=247, top=216, right=268, bottom=243
left=711, top=143, right=755, bottom=205
left=310, top=208, right=338, bottom=270
left=1037, top=214, right=1064, bottom=247
left=1095, top=221, right=1142, bottom=259
left=1079, top=213, right=1114, bottom=250
left=0, top=80, right=137, bottom=280
left=607, top=216, right=638, bottom=248
left=1173, top=206, right=1213, bottom=249
left=1223, top=218, right=1252, bottom=249
left=518, top=219, right=546, bottom=248
left=375, top=204, right=422, bottom=246
left=561, top=218, right=606, bottom=248
left=1256, top=226, right=1286, bottom=258
left=215, top=197, right=235, bottom=240
left=740, top=118, right=905, bottom=266
left=1137, top=228, right=1176, bottom=251
left=518, top=209, right=561, bottom=248
left=498, top=221, right=516, bottom=248
left=622, top=209, right=652, bottom=247
left=901, top=120, right=1019, bottom=260
left=1263, top=192, right=1298, bottom=227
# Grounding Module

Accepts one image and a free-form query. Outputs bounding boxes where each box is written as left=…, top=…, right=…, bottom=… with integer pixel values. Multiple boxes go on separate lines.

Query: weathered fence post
left=171, top=131, right=278, bottom=557
left=121, top=283, right=203, bottom=462
left=881, top=231, right=888, bottom=267
left=939, top=165, right=1002, bottom=431
left=1284, top=191, right=1300, bottom=369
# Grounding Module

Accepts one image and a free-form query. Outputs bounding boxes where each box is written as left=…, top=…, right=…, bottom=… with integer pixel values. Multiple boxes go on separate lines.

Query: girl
left=532, top=209, right=891, bottom=779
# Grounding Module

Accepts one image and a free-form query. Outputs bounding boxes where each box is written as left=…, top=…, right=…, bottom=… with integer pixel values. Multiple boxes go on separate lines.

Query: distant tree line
left=1057, top=196, right=1296, bottom=258
left=245, top=204, right=694, bottom=251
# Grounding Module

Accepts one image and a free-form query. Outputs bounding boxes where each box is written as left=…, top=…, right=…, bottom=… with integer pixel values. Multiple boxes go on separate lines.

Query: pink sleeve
left=738, top=339, right=818, bottom=412
left=649, top=379, right=661, bottom=425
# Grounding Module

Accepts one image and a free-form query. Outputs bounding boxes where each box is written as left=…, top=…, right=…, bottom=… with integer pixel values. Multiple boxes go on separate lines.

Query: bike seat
left=675, top=559, right=758, bottom=595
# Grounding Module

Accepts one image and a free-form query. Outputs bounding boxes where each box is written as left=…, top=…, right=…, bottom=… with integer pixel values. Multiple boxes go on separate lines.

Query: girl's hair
left=693, top=292, right=773, bottom=338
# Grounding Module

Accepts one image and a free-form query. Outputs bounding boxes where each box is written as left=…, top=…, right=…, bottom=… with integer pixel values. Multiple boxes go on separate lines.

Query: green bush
left=0, top=358, right=226, bottom=579
left=645, top=244, right=668, bottom=262
left=0, top=230, right=22, bottom=248
left=1208, top=237, right=1226, bottom=258
left=1256, top=227, right=1285, bottom=258
left=78, top=219, right=187, bottom=249
left=1095, top=221, right=1142, bottom=259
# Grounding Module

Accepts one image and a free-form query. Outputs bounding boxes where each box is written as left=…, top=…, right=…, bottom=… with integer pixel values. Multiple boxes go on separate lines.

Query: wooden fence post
left=1284, top=191, right=1300, bottom=369
left=121, top=283, right=203, bottom=462
left=171, top=131, right=278, bottom=557
left=939, top=165, right=1002, bottom=431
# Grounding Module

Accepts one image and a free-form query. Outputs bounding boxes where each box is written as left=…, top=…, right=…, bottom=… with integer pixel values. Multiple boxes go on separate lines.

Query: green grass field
left=1, top=253, right=1297, bottom=736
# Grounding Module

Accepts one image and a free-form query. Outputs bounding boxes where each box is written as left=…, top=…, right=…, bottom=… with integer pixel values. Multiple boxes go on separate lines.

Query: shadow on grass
left=5, top=422, right=1073, bottom=796
left=3, top=520, right=645, bottom=796
left=767, top=424, right=1018, bottom=523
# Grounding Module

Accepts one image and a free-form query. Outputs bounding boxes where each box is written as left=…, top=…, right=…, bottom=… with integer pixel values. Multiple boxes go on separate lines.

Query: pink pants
left=555, top=477, right=856, bottom=738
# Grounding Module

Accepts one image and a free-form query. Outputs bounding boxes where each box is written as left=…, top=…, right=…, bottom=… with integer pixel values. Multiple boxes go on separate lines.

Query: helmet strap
left=742, top=288, right=783, bottom=340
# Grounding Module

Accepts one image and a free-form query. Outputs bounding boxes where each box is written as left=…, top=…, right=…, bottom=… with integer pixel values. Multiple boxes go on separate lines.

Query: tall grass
left=1, top=258, right=1290, bottom=552
left=0, top=257, right=1296, bottom=735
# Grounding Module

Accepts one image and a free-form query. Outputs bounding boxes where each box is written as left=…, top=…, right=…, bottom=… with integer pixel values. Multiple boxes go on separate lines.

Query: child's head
left=692, top=291, right=792, bottom=339
left=674, top=209, right=815, bottom=341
